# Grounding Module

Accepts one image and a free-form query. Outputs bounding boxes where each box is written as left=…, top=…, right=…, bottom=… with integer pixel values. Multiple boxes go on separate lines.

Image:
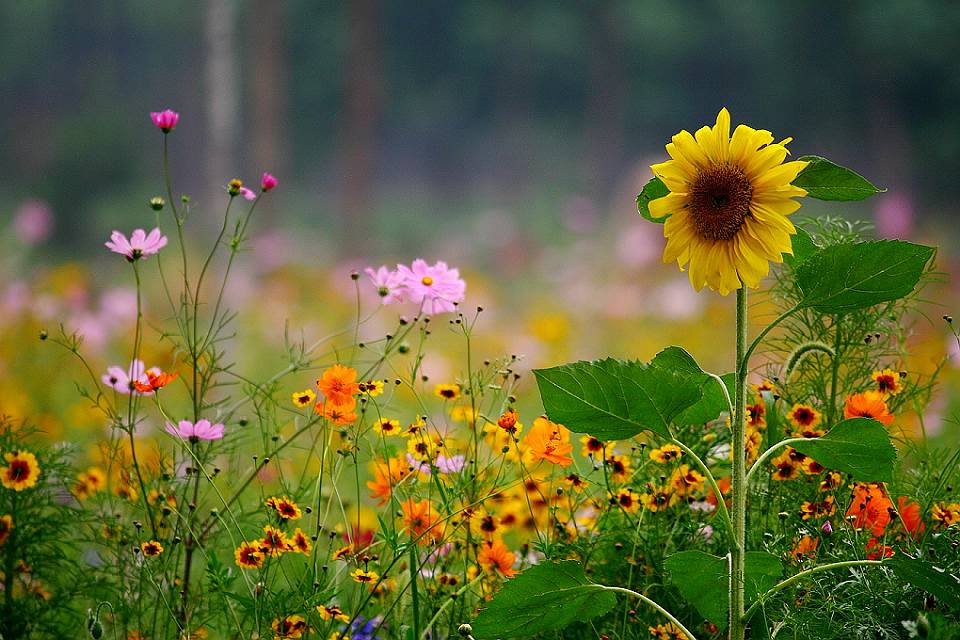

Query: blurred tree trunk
left=339, top=0, right=383, bottom=243
left=204, top=0, right=240, bottom=215
left=584, top=0, right=626, bottom=199
left=250, top=0, right=288, bottom=219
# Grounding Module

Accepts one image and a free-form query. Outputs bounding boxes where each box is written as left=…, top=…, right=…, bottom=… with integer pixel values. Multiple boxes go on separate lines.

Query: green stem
left=827, top=316, right=843, bottom=425
left=599, top=586, right=698, bottom=640
left=742, top=560, right=883, bottom=622
left=409, top=542, right=421, bottom=640
left=729, top=286, right=749, bottom=640
left=738, top=304, right=801, bottom=381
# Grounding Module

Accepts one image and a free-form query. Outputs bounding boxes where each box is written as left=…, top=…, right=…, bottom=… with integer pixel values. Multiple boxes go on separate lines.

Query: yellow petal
left=694, top=125, right=721, bottom=164
left=648, top=192, right=688, bottom=220
left=743, top=143, right=788, bottom=180
left=752, top=160, right=809, bottom=190
left=669, top=130, right=710, bottom=171
left=650, top=160, right=692, bottom=193
left=713, top=108, right=731, bottom=162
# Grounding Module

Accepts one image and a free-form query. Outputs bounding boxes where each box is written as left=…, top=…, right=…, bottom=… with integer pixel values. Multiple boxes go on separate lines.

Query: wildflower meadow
left=3, top=105, right=960, bottom=640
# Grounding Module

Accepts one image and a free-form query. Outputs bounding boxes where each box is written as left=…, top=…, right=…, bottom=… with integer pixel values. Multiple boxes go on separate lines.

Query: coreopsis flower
left=350, top=568, right=379, bottom=584
left=580, top=435, right=606, bottom=457
left=669, top=464, right=706, bottom=496
left=746, top=399, right=766, bottom=428
left=365, top=266, right=406, bottom=305
left=401, top=498, right=444, bottom=545
left=72, top=467, right=106, bottom=500
left=791, top=536, right=819, bottom=562
left=605, top=454, right=631, bottom=482
left=931, top=502, right=960, bottom=527
left=358, top=379, right=385, bottom=397
left=2, top=450, right=40, bottom=491
left=165, top=419, right=225, bottom=442
left=789, top=403, right=823, bottom=436
left=649, top=622, right=688, bottom=640
left=372, top=418, right=401, bottom=436
left=564, top=473, right=589, bottom=492
left=800, top=456, right=825, bottom=475
left=477, top=538, right=517, bottom=577
left=261, top=172, right=278, bottom=192
left=844, top=391, right=894, bottom=426
left=0, top=515, right=13, bottom=546
left=102, top=360, right=161, bottom=395
left=800, top=496, right=836, bottom=520
left=819, top=471, right=844, bottom=492
left=639, top=486, right=677, bottom=512
left=613, top=488, right=641, bottom=513
left=115, top=480, right=138, bottom=501
left=647, top=108, right=809, bottom=294
left=433, top=383, right=461, bottom=400
left=770, top=450, right=800, bottom=481
left=401, top=416, right=426, bottom=437
left=140, top=540, right=163, bottom=557
left=266, top=496, right=302, bottom=520
left=291, top=389, right=316, bottom=408
left=105, top=228, right=168, bottom=261
left=865, top=538, right=895, bottom=560
left=316, top=605, right=349, bottom=623
left=316, top=364, right=360, bottom=405
left=754, top=379, right=776, bottom=394
left=523, top=417, right=573, bottom=466
left=133, top=369, right=178, bottom=393
left=150, top=109, right=179, bottom=132
left=649, top=444, right=682, bottom=464
left=846, top=483, right=894, bottom=537
left=289, top=528, right=312, bottom=554
left=332, top=545, right=353, bottom=561
left=397, top=259, right=466, bottom=316
left=271, top=615, right=306, bottom=639
left=872, top=368, right=903, bottom=396
left=260, top=525, right=291, bottom=557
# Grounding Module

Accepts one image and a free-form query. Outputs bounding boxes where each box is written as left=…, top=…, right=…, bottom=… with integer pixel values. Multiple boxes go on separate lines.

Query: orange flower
left=523, top=417, right=573, bottom=466
left=845, top=483, right=894, bottom=537
left=315, top=396, right=358, bottom=425
left=401, top=498, right=444, bottom=545
left=897, top=496, right=925, bottom=538
left=266, top=496, right=303, bottom=520
left=865, top=538, right=895, bottom=560
left=133, top=370, right=179, bottom=393
left=791, top=536, right=819, bottom=562
left=843, top=391, right=894, bottom=426
left=289, top=528, right=312, bottom=554
left=706, top=476, right=731, bottom=508
left=235, top=541, right=265, bottom=569
left=316, top=364, right=360, bottom=404
left=366, top=457, right=409, bottom=505
left=497, top=409, right=521, bottom=435
left=477, top=538, right=517, bottom=577
left=260, top=525, right=291, bottom=557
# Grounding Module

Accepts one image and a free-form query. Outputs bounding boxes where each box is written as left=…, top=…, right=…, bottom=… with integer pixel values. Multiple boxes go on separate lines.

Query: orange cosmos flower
left=497, top=409, right=521, bottom=435
left=791, top=536, right=819, bottom=562
left=865, top=538, right=895, bottom=560
left=366, top=457, right=409, bottom=505
left=316, top=364, right=360, bottom=404
left=2, top=450, right=41, bottom=491
left=846, top=483, right=894, bottom=537
left=896, top=496, right=925, bottom=538
left=843, top=391, right=894, bottom=426
left=133, top=370, right=179, bottom=393
left=477, top=538, right=517, bottom=577
left=523, top=417, right=573, bottom=466
left=401, top=498, right=444, bottom=544
left=315, top=396, right=358, bottom=425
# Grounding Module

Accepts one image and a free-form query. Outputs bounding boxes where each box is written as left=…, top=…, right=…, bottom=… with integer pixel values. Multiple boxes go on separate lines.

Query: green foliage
left=471, top=561, right=617, bottom=639
left=887, top=556, right=960, bottom=611
left=664, top=551, right=782, bottom=631
left=783, top=227, right=819, bottom=267
left=792, top=156, right=884, bottom=201
left=636, top=176, right=670, bottom=223
left=795, top=240, right=935, bottom=313
left=790, top=418, right=897, bottom=483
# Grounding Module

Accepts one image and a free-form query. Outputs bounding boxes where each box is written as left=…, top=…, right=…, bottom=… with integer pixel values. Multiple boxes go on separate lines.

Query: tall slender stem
left=409, top=541, right=421, bottom=639
left=729, top=286, right=748, bottom=640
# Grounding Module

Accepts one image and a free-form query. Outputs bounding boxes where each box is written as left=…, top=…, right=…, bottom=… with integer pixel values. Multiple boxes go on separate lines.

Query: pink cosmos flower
left=150, top=109, right=180, bottom=133
left=102, top=360, right=161, bottom=395
left=365, top=266, right=406, bottom=304
left=406, top=453, right=431, bottom=475
left=165, top=419, right=225, bottom=442
left=396, top=259, right=466, bottom=316
left=12, top=199, right=54, bottom=245
left=436, top=454, right=466, bottom=474
left=261, top=172, right=278, bottom=192
left=238, top=186, right=257, bottom=201
left=105, top=228, right=168, bottom=261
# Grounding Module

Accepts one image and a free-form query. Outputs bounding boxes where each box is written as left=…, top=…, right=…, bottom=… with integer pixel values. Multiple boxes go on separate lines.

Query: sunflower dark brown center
left=689, top=165, right=753, bottom=241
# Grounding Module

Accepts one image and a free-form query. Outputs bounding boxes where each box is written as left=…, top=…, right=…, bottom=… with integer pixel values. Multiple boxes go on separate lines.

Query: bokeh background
left=3, top=1, right=960, bottom=446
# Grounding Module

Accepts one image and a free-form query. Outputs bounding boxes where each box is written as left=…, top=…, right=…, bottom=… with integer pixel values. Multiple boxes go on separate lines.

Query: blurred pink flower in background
left=875, top=192, right=914, bottom=238
left=365, top=266, right=406, bottom=304
left=261, top=172, right=278, bottom=192
left=165, top=419, right=225, bottom=442
left=561, top=195, right=600, bottom=233
left=12, top=199, right=54, bottom=245
left=105, top=228, right=168, bottom=261
left=238, top=186, right=257, bottom=201
left=102, top=359, right=161, bottom=395
left=397, top=259, right=466, bottom=316
left=150, top=109, right=179, bottom=133
left=436, top=454, right=466, bottom=474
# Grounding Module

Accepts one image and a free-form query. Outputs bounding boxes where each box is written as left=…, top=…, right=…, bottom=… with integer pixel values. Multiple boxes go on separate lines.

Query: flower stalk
left=729, top=286, right=749, bottom=640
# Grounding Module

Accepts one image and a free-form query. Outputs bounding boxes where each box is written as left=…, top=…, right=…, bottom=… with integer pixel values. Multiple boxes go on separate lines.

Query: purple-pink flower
left=102, top=360, right=161, bottom=395
left=165, top=419, right=225, bottom=442
left=238, top=186, right=257, bottom=201
left=150, top=109, right=180, bottom=133
left=105, top=228, right=168, bottom=261
left=365, top=266, right=406, bottom=305
left=261, top=172, right=278, bottom=192
left=436, top=454, right=466, bottom=474
left=397, top=259, right=466, bottom=316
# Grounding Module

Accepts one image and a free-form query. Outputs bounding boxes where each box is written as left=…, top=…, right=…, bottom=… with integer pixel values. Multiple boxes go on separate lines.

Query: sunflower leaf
left=665, top=550, right=783, bottom=631
left=534, top=348, right=707, bottom=440
left=789, top=417, right=896, bottom=483
left=471, top=561, right=617, bottom=639
left=887, top=555, right=960, bottom=611
left=793, top=155, right=884, bottom=201
left=795, top=240, right=935, bottom=313
left=783, top=227, right=819, bottom=267
left=637, top=176, right=670, bottom=223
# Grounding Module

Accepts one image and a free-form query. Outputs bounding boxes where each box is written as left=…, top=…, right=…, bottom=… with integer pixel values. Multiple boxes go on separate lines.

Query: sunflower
left=2, top=450, right=41, bottom=491
left=648, top=108, right=808, bottom=294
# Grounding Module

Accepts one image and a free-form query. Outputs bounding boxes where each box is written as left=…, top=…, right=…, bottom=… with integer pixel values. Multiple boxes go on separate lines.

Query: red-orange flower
left=843, top=391, right=894, bottom=427
left=865, top=538, right=895, bottom=560
left=314, top=396, right=358, bottom=425
left=400, top=498, right=444, bottom=545
left=133, top=370, right=179, bottom=393
left=791, top=535, right=819, bottom=562
left=896, top=496, right=925, bottom=538
left=523, top=417, right=573, bottom=466
left=845, top=483, right=894, bottom=537
left=478, top=538, right=517, bottom=577
left=316, top=364, right=360, bottom=405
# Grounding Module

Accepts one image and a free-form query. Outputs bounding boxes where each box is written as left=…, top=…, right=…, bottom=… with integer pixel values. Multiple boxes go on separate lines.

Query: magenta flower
left=150, top=109, right=180, bottom=133
left=261, top=172, right=278, bottom=192
left=165, top=419, right=225, bottom=442
left=102, top=360, right=161, bottom=395
left=365, top=266, right=406, bottom=305
left=238, top=186, right=257, bottom=201
left=397, top=259, right=466, bottom=316
left=105, top=228, right=168, bottom=261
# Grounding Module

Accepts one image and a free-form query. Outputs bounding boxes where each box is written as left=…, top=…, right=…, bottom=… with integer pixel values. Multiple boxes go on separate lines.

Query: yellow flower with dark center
left=316, top=604, right=350, bottom=623
left=872, top=368, right=903, bottom=397
left=271, top=614, right=307, bottom=639
left=770, top=450, right=800, bottom=481
left=351, top=568, right=379, bottom=584
left=266, top=496, right=302, bottom=520
left=669, top=464, right=706, bottom=496
left=141, top=540, right=164, bottom=557
left=789, top=403, right=824, bottom=437
left=261, top=525, right=291, bottom=557
left=358, top=379, right=385, bottom=397
left=2, top=450, right=41, bottom=491
left=819, top=471, right=844, bottom=492
left=235, top=541, right=266, bottom=569
left=0, top=514, right=13, bottom=546
left=639, top=486, right=677, bottom=513
left=373, top=418, right=401, bottom=436
left=289, top=528, right=312, bottom=554
left=648, top=108, right=808, bottom=294
left=613, top=489, right=640, bottom=513
left=332, top=545, right=352, bottom=561
left=291, top=389, right=316, bottom=408
left=434, top=383, right=462, bottom=400
left=649, top=444, right=682, bottom=464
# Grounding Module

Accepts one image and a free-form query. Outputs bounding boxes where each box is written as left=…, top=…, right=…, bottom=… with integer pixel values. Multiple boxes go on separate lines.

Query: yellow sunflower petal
left=743, top=143, right=789, bottom=179
left=650, top=160, right=692, bottom=193
left=752, top=160, right=809, bottom=190
left=669, top=130, right=710, bottom=171
left=648, top=192, right=688, bottom=219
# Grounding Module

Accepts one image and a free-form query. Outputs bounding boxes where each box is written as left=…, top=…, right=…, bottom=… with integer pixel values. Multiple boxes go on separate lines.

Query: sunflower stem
left=729, top=286, right=748, bottom=640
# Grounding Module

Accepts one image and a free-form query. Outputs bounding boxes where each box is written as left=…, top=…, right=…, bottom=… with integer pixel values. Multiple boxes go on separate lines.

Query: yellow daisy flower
left=372, top=418, right=401, bottom=436
left=433, top=383, right=462, bottom=400
left=292, top=389, right=316, bottom=408
left=648, top=108, right=808, bottom=294
left=1, top=450, right=41, bottom=491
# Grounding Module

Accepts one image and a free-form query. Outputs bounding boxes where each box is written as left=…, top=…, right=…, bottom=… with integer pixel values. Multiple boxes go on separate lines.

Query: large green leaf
left=650, top=347, right=731, bottom=425
left=782, top=227, right=819, bottom=268
left=789, top=418, right=896, bottom=483
left=665, top=551, right=783, bottom=631
left=637, top=176, right=670, bottom=223
left=795, top=240, right=935, bottom=313
left=792, top=155, right=883, bottom=201
left=888, top=555, right=960, bottom=611
left=534, top=352, right=703, bottom=440
left=471, top=561, right=617, bottom=639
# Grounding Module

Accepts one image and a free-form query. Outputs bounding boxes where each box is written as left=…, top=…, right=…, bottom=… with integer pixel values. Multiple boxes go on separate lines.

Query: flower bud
left=149, top=197, right=166, bottom=211
left=261, top=172, right=278, bottom=192
left=228, top=179, right=243, bottom=196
